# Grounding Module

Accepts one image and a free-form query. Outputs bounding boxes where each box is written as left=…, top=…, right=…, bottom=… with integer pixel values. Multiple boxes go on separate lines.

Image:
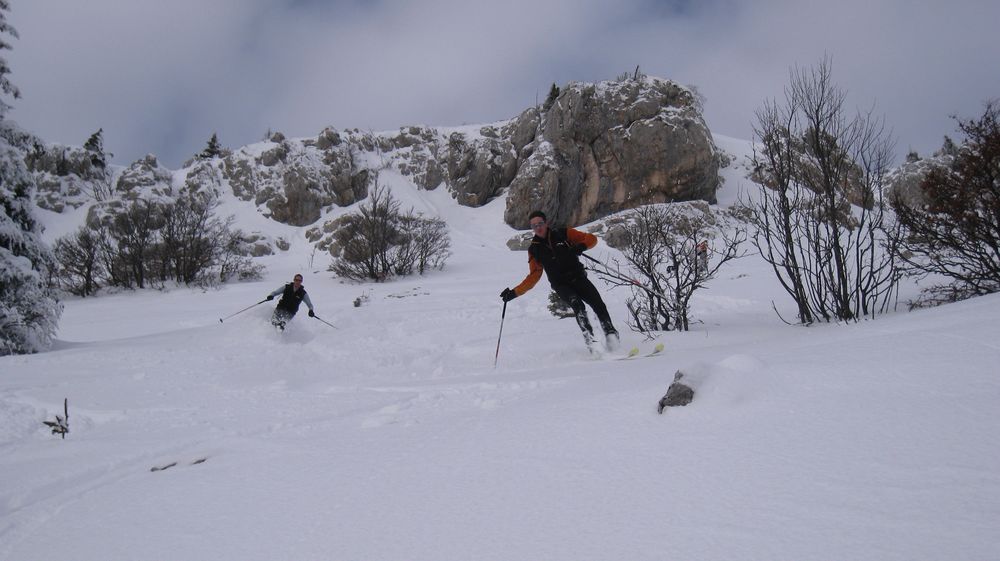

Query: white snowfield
left=2, top=140, right=999, bottom=561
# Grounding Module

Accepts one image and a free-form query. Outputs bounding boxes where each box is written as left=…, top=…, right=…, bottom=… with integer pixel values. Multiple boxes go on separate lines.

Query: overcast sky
left=5, top=0, right=999, bottom=169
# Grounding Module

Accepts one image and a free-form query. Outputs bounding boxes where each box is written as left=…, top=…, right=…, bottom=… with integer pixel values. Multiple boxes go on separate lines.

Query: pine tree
left=0, top=1, right=63, bottom=355
left=1, top=127, right=64, bottom=355
left=543, top=83, right=560, bottom=111
left=84, top=128, right=109, bottom=169
left=0, top=0, right=20, bottom=117
left=200, top=132, right=222, bottom=159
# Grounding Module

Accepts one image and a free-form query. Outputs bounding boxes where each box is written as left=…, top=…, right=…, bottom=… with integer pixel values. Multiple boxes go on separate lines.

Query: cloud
left=5, top=0, right=999, bottom=168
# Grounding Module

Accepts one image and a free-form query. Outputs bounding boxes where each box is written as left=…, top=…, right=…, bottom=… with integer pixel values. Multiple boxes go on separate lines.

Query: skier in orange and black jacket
left=500, top=210, right=619, bottom=351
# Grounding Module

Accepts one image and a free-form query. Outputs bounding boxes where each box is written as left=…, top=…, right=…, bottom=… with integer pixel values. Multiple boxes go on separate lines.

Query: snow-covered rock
left=27, top=76, right=724, bottom=234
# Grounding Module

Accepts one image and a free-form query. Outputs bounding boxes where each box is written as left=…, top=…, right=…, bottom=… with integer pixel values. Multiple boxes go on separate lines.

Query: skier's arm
left=267, top=286, right=284, bottom=299
left=566, top=228, right=598, bottom=250
left=512, top=254, right=544, bottom=296
left=301, top=292, right=314, bottom=312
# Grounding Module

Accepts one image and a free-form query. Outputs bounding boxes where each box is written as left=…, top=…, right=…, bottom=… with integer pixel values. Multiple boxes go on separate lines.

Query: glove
left=500, top=288, right=517, bottom=302
left=308, top=309, right=315, bottom=317
left=573, top=243, right=587, bottom=255
left=266, top=295, right=274, bottom=301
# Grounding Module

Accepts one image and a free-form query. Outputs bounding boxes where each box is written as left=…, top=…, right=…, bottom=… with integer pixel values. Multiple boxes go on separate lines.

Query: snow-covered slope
left=2, top=136, right=998, bottom=561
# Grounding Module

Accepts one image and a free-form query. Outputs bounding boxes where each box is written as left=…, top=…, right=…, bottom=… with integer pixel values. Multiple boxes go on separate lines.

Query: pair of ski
left=589, top=342, right=665, bottom=360
left=616, top=342, right=665, bottom=360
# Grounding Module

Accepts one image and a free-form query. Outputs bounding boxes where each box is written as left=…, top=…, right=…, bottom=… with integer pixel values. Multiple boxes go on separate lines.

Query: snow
left=2, top=140, right=1000, bottom=561
left=437, top=120, right=514, bottom=141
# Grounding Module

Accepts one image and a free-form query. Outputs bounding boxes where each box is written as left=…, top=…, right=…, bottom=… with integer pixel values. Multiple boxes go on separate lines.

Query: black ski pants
left=271, top=306, right=295, bottom=329
left=552, top=276, right=615, bottom=336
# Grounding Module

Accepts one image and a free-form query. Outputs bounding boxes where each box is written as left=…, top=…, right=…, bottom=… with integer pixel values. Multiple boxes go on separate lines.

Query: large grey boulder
left=504, top=77, right=719, bottom=229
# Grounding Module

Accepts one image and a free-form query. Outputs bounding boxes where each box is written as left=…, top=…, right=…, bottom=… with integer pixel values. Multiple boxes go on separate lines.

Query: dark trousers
left=271, top=307, right=295, bottom=329
left=553, top=276, right=615, bottom=337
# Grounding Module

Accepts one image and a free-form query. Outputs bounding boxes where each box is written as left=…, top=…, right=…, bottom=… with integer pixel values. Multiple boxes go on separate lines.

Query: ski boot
left=600, top=320, right=620, bottom=352
left=604, top=329, right=620, bottom=352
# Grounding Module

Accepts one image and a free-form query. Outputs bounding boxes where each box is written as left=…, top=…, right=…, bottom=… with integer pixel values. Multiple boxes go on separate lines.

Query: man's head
left=528, top=210, right=548, bottom=237
left=293, top=274, right=303, bottom=286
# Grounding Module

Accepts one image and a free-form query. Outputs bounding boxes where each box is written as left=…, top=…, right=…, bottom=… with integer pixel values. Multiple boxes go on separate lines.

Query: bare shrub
left=52, top=227, right=103, bottom=296
left=892, top=100, right=1000, bottom=302
left=741, top=56, right=900, bottom=324
left=592, top=203, right=745, bottom=332
left=329, top=185, right=451, bottom=282
left=53, top=196, right=264, bottom=292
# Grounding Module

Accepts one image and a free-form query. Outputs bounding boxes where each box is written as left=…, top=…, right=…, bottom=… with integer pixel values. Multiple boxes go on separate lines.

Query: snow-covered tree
left=0, top=0, right=20, bottom=116
left=0, top=1, right=63, bottom=355
left=1, top=122, right=63, bottom=355
left=199, top=132, right=222, bottom=159
left=543, top=83, right=559, bottom=111
left=84, top=128, right=109, bottom=169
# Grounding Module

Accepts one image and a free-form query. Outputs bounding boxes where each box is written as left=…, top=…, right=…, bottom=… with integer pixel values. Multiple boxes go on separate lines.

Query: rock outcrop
left=29, top=75, right=722, bottom=236
left=84, top=154, right=176, bottom=229
left=503, top=77, right=720, bottom=229
left=223, top=129, right=368, bottom=226
left=885, top=153, right=953, bottom=209
left=27, top=143, right=111, bottom=212
left=114, top=154, right=175, bottom=200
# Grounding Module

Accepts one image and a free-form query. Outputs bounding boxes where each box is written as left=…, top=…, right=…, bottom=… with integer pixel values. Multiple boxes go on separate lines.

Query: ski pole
left=580, top=253, right=671, bottom=301
left=311, top=314, right=338, bottom=329
left=219, top=299, right=268, bottom=323
left=493, top=300, right=507, bottom=368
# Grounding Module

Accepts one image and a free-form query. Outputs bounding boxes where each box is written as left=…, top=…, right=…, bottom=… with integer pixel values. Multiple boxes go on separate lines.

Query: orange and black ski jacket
left=512, top=227, right=598, bottom=296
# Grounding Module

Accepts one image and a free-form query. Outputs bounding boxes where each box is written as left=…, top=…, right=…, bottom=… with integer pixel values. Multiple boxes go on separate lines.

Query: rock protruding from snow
left=658, top=370, right=695, bottom=412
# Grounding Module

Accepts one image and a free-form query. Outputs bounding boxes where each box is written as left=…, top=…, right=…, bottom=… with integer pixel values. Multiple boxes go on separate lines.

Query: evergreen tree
left=0, top=1, right=63, bottom=355
left=200, top=132, right=222, bottom=159
left=0, top=0, right=20, bottom=117
left=1, top=127, right=64, bottom=355
left=84, top=128, right=109, bottom=169
left=543, top=83, right=560, bottom=111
